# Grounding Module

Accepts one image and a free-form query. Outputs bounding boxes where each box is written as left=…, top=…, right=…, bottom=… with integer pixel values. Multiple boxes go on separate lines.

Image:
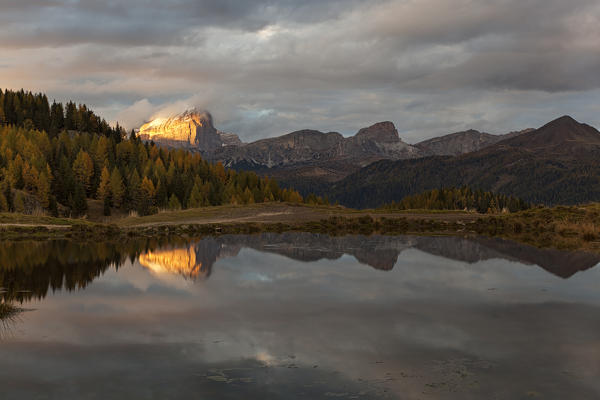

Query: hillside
left=328, top=116, right=600, bottom=208
left=0, top=89, right=320, bottom=219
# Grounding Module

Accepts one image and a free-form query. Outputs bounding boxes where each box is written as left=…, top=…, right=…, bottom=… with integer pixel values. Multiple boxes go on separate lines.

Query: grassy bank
left=1, top=203, right=599, bottom=253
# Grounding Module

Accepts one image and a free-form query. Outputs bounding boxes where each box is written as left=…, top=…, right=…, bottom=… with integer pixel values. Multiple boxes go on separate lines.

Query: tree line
left=379, top=186, right=531, bottom=213
left=0, top=89, right=326, bottom=217
left=0, top=88, right=124, bottom=142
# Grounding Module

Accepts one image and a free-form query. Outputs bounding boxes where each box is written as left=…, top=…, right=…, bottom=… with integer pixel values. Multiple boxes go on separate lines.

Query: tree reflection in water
left=1, top=234, right=598, bottom=306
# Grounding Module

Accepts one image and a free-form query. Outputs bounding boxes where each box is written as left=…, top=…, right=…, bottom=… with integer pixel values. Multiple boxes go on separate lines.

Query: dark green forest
left=327, top=149, right=600, bottom=208
left=0, top=89, right=320, bottom=217
left=0, top=88, right=124, bottom=141
left=379, top=187, right=530, bottom=213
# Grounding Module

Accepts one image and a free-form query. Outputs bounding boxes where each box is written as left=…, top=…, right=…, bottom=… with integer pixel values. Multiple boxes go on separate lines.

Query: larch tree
left=109, top=168, right=125, bottom=208
left=72, top=149, right=94, bottom=195
left=97, top=166, right=112, bottom=202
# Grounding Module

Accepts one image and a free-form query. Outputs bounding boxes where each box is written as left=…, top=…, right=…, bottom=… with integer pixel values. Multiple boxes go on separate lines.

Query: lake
left=1, top=233, right=599, bottom=399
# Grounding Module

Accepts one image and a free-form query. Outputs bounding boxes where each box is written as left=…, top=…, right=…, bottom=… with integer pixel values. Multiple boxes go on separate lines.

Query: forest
left=0, top=89, right=321, bottom=217
left=379, top=186, right=531, bottom=213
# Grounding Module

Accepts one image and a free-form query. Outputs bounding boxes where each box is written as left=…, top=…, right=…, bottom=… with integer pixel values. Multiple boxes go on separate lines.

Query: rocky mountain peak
left=354, top=121, right=400, bottom=143
left=138, top=109, right=241, bottom=153
left=180, top=108, right=213, bottom=125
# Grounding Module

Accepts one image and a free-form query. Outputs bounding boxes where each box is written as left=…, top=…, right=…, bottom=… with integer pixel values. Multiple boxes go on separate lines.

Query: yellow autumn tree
left=73, top=149, right=94, bottom=194
left=97, top=166, right=111, bottom=201
left=110, top=168, right=125, bottom=208
left=37, top=171, right=51, bottom=208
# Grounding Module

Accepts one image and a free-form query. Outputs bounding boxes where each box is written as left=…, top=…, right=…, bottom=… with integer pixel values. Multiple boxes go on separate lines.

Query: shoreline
left=1, top=203, right=599, bottom=254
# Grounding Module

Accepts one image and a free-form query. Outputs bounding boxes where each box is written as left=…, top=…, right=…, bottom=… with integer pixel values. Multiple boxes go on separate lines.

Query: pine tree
left=155, top=179, right=168, bottom=209
left=1, top=180, right=13, bottom=211
left=22, top=163, right=39, bottom=193
left=14, top=192, right=25, bottom=213
left=9, top=155, right=25, bottom=189
left=0, top=191, right=8, bottom=212
left=127, top=170, right=141, bottom=211
left=73, top=149, right=94, bottom=194
left=110, top=168, right=125, bottom=208
left=37, top=171, right=51, bottom=208
left=188, top=181, right=204, bottom=208
left=167, top=194, right=182, bottom=210
left=97, top=166, right=111, bottom=202
left=48, top=195, right=58, bottom=217
left=71, top=181, right=87, bottom=217
left=137, top=176, right=155, bottom=216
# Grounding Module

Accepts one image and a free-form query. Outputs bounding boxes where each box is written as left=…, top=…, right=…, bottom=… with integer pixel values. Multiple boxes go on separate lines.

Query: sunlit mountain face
left=138, top=247, right=211, bottom=281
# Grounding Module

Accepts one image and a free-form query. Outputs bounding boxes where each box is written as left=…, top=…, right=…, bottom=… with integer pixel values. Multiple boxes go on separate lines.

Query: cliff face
left=137, top=109, right=241, bottom=154
left=211, top=121, right=423, bottom=169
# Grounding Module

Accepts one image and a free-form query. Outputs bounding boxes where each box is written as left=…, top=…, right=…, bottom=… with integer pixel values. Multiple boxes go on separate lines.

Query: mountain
left=137, top=109, right=241, bottom=153
left=210, top=121, right=422, bottom=173
left=136, top=110, right=600, bottom=207
left=327, top=116, right=600, bottom=208
left=205, top=121, right=424, bottom=192
left=414, top=128, right=531, bottom=156
left=136, top=117, right=424, bottom=187
left=136, top=110, right=537, bottom=189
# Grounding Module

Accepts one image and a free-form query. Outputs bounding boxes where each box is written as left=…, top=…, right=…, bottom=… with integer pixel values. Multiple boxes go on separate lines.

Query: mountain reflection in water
left=1, top=233, right=600, bottom=400
left=1, top=234, right=599, bottom=303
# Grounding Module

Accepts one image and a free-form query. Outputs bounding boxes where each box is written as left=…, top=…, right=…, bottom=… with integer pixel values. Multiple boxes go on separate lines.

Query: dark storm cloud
left=0, top=0, right=598, bottom=141
left=0, top=0, right=368, bottom=47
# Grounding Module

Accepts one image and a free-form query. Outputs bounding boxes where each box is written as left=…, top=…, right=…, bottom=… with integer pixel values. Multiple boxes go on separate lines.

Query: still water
left=1, top=233, right=599, bottom=399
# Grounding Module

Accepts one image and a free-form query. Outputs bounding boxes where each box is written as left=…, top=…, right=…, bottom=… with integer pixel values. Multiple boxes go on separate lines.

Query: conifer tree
left=0, top=180, right=12, bottom=211
left=71, top=181, right=87, bottom=217
left=97, top=166, right=111, bottom=202
left=37, top=171, right=51, bottom=208
left=14, top=192, right=25, bottom=213
left=110, top=168, right=125, bottom=208
left=167, top=194, right=182, bottom=210
left=137, top=176, right=155, bottom=215
left=188, top=181, right=204, bottom=208
left=73, top=149, right=94, bottom=194
left=0, top=192, right=8, bottom=212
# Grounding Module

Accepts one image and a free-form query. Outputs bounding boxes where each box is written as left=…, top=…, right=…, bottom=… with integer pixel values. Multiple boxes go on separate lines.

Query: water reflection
left=139, top=248, right=211, bottom=280
left=1, top=234, right=598, bottom=304
left=1, top=234, right=599, bottom=399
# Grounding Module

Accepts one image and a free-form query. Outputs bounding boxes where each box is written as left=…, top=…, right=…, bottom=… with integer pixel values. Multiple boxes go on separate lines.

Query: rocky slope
left=137, top=109, right=241, bottom=153
left=414, top=129, right=531, bottom=156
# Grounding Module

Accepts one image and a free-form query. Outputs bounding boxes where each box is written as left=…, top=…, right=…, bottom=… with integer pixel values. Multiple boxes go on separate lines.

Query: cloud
left=113, top=99, right=156, bottom=131
left=0, top=0, right=599, bottom=141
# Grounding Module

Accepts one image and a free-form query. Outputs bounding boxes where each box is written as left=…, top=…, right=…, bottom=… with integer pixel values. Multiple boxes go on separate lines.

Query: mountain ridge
left=326, top=115, right=600, bottom=207
left=137, top=110, right=530, bottom=186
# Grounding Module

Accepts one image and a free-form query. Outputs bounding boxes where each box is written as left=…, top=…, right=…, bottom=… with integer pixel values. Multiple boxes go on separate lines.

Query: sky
left=0, top=0, right=599, bottom=143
